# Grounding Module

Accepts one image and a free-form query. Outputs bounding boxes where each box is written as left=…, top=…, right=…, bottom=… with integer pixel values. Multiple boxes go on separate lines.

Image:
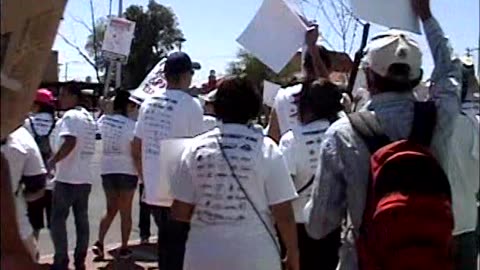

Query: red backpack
left=348, top=102, right=454, bottom=270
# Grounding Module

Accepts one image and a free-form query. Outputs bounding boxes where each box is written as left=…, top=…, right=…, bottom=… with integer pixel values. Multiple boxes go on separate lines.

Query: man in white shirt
left=445, top=69, right=479, bottom=270
left=1, top=127, right=47, bottom=262
left=48, top=85, right=96, bottom=270
left=267, top=25, right=332, bottom=142
left=132, top=51, right=203, bottom=270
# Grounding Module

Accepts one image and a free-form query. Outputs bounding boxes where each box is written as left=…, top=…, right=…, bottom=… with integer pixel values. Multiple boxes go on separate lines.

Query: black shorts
left=27, top=190, right=53, bottom=230
left=297, top=224, right=341, bottom=270
left=101, top=174, right=138, bottom=192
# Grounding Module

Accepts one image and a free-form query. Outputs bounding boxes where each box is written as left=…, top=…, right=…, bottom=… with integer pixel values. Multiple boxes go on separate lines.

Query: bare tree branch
left=58, top=33, right=97, bottom=69
left=90, top=0, right=101, bottom=82
left=68, top=13, right=93, bottom=33
left=348, top=22, right=359, bottom=54
left=316, top=0, right=343, bottom=39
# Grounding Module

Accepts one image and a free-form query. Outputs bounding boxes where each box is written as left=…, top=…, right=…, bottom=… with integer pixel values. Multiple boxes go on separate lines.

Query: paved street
left=38, top=140, right=152, bottom=257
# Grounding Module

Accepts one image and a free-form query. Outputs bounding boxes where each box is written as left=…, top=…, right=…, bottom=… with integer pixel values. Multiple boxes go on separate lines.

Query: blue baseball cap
left=164, top=52, right=201, bottom=76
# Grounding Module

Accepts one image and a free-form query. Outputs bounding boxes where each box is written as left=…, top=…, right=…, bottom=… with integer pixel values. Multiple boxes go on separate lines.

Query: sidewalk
left=39, top=239, right=158, bottom=270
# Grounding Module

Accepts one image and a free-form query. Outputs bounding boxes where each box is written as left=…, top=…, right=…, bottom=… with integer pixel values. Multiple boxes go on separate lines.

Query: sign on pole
left=102, top=17, right=136, bottom=63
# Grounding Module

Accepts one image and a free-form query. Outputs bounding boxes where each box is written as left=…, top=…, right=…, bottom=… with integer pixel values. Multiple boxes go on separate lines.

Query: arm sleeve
left=263, top=139, right=298, bottom=205
left=134, top=105, right=145, bottom=139
left=58, top=113, right=79, bottom=138
left=278, top=132, right=297, bottom=176
left=189, top=99, right=205, bottom=137
left=424, top=17, right=462, bottom=139
left=305, top=133, right=347, bottom=239
left=171, top=147, right=196, bottom=204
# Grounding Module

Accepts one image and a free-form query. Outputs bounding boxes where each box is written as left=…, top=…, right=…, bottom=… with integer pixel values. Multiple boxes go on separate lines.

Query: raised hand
left=411, top=0, right=432, bottom=21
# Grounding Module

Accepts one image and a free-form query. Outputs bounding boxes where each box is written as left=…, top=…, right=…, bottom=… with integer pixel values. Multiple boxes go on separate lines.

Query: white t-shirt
left=279, top=120, right=330, bottom=223
left=54, top=107, right=96, bottom=184
left=172, top=124, right=297, bottom=270
left=445, top=114, right=479, bottom=235
left=98, top=114, right=137, bottom=175
left=202, top=115, right=219, bottom=132
left=273, top=84, right=302, bottom=136
left=1, top=127, right=46, bottom=240
left=24, top=112, right=56, bottom=136
left=24, top=112, right=57, bottom=190
left=134, top=89, right=204, bottom=206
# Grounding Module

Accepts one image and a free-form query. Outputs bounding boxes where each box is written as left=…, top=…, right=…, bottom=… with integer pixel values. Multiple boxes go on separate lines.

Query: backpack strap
left=46, top=118, right=56, bottom=137
left=348, top=112, right=391, bottom=154
left=28, top=116, right=39, bottom=138
left=409, top=101, right=437, bottom=146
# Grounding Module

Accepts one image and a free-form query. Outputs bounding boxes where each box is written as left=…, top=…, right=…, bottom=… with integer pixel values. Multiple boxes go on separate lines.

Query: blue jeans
left=149, top=205, right=189, bottom=270
left=50, top=182, right=91, bottom=270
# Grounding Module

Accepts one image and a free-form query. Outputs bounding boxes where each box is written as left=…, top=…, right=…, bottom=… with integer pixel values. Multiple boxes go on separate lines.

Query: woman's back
left=172, top=123, right=297, bottom=270
left=98, top=113, right=136, bottom=175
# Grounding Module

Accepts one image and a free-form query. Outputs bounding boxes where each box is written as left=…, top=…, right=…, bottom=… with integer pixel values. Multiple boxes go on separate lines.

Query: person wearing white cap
left=305, top=1, right=464, bottom=269
left=440, top=54, right=479, bottom=270
left=199, top=89, right=220, bottom=132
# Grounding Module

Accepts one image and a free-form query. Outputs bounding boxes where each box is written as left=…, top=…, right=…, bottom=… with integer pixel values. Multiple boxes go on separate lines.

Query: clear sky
left=54, top=0, right=479, bottom=87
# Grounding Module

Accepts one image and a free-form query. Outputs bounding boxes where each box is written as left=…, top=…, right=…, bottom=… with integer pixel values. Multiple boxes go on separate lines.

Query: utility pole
left=466, top=47, right=480, bottom=79
left=115, top=0, right=123, bottom=89
left=65, top=63, right=68, bottom=81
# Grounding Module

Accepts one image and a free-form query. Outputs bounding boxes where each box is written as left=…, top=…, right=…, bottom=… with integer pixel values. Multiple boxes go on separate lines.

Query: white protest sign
left=102, top=17, right=136, bottom=63
left=130, top=60, right=167, bottom=102
left=263, top=80, right=281, bottom=107
left=351, top=0, right=420, bottom=34
left=237, top=0, right=308, bottom=73
left=157, top=139, right=192, bottom=204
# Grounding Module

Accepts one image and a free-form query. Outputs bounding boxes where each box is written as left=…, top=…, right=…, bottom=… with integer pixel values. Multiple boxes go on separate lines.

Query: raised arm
left=305, top=26, right=329, bottom=79
left=412, top=0, right=462, bottom=133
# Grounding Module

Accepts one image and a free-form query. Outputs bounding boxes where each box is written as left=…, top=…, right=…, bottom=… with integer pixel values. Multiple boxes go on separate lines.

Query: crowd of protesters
left=1, top=0, right=479, bottom=270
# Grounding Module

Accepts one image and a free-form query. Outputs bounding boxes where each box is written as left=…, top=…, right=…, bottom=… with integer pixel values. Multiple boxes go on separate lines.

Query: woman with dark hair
left=23, top=88, right=57, bottom=240
left=92, top=90, right=140, bottom=259
left=279, top=79, right=344, bottom=270
left=171, top=76, right=300, bottom=270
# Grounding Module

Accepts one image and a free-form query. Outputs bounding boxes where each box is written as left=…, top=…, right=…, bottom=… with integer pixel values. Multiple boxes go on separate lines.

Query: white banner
left=130, top=60, right=167, bottom=102
left=237, top=0, right=308, bottom=73
left=102, top=17, right=136, bottom=61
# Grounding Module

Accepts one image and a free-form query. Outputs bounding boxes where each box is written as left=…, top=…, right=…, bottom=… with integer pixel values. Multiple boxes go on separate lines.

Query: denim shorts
left=101, top=174, right=138, bottom=192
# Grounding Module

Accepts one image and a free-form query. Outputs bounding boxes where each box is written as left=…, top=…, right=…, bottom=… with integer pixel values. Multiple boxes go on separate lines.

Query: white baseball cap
left=362, top=30, right=422, bottom=81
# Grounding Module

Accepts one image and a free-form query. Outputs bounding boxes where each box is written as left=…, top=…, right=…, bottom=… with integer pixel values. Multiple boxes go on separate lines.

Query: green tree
left=85, top=17, right=108, bottom=72
left=85, top=0, right=184, bottom=88
left=226, top=49, right=301, bottom=87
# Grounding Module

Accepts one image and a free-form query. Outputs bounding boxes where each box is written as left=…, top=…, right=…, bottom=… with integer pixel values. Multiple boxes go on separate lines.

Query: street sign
left=102, top=17, right=136, bottom=64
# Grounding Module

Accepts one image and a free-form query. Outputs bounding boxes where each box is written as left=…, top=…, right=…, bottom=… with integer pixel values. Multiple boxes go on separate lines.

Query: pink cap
left=35, top=89, right=55, bottom=106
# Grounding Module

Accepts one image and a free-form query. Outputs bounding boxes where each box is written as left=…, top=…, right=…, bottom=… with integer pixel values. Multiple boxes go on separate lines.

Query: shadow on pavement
left=92, top=243, right=158, bottom=270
